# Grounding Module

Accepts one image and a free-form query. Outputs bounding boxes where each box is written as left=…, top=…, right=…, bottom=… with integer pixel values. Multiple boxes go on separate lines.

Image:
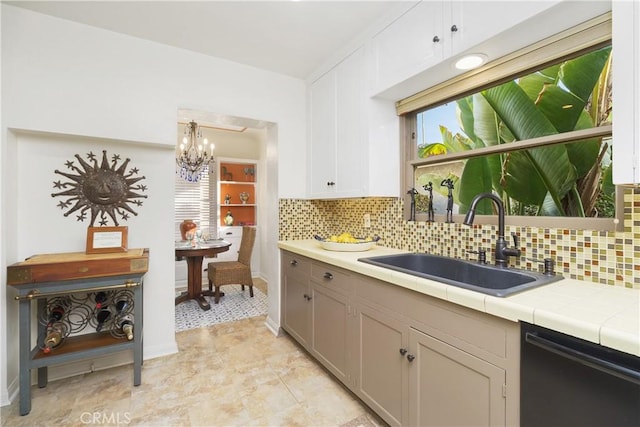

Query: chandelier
left=176, top=120, right=214, bottom=182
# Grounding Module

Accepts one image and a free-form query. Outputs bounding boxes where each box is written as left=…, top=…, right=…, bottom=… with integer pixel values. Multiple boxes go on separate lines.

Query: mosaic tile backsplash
left=279, top=188, right=640, bottom=288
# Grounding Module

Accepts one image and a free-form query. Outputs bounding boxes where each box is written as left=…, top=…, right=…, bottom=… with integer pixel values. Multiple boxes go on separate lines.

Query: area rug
left=175, top=284, right=268, bottom=332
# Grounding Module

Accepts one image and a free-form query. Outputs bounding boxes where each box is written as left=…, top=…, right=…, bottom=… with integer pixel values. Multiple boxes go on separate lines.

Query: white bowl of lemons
left=315, top=233, right=378, bottom=252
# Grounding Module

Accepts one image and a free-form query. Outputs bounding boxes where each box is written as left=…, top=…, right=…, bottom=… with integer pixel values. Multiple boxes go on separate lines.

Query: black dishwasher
left=521, top=322, right=640, bottom=427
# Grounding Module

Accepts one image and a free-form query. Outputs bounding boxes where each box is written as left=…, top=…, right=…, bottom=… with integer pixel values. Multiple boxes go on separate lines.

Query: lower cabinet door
left=409, top=328, right=506, bottom=427
left=356, top=304, right=408, bottom=427
left=310, top=284, right=350, bottom=384
left=282, top=272, right=311, bottom=347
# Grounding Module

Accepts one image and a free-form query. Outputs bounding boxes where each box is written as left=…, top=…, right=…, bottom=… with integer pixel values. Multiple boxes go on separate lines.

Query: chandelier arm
left=176, top=120, right=215, bottom=182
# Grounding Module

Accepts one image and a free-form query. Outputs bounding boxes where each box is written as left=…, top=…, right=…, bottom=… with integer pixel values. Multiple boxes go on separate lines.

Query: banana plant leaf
left=458, top=156, right=496, bottom=214
left=482, top=82, right=575, bottom=212
left=564, top=112, right=601, bottom=178
left=559, top=47, right=611, bottom=103
left=518, top=64, right=558, bottom=101
left=457, top=97, right=478, bottom=144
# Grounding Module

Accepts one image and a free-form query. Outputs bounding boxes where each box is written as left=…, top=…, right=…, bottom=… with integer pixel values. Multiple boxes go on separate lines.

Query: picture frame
left=86, top=226, right=128, bottom=254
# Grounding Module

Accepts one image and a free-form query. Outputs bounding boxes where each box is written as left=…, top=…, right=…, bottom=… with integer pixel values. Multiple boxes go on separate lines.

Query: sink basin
left=358, top=253, right=563, bottom=297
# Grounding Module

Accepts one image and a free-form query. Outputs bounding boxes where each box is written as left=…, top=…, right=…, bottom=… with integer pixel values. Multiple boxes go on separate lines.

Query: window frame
left=399, top=12, right=621, bottom=231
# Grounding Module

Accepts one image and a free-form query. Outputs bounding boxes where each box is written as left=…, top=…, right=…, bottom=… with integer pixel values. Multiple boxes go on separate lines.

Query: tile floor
left=1, top=280, right=385, bottom=427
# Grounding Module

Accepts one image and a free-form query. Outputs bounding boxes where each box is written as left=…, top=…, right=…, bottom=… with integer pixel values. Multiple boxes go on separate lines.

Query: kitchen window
left=400, top=13, right=620, bottom=230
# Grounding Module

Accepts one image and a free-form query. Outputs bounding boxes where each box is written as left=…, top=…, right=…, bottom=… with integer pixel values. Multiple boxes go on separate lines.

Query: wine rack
left=7, top=249, right=148, bottom=416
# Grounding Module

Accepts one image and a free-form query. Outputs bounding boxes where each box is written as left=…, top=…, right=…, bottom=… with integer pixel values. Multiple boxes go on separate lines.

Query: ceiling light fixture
left=454, top=53, right=487, bottom=70
left=176, top=120, right=214, bottom=182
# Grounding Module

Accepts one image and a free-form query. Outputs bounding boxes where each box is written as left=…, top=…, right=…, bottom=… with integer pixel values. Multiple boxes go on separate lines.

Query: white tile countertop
left=279, top=240, right=640, bottom=357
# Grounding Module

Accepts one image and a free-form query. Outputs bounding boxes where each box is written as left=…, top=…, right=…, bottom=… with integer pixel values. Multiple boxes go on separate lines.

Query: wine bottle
left=43, top=323, right=64, bottom=354
left=117, top=315, right=134, bottom=341
left=47, top=305, right=65, bottom=326
left=95, top=309, right=111, bottom=332
left=115, top=298, right=129, bottom=314
left=94, top=291, right=108, bottom=309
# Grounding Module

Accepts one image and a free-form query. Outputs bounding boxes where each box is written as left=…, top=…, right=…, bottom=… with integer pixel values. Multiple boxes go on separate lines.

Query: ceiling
left=6, top=0, right=407, bottom=80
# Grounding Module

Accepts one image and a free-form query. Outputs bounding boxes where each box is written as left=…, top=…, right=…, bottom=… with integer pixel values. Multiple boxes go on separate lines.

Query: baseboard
left=1, top=375, right=19, bottom=407
left=264, top=315, right=282, bottom=337
left=143, top=340, right=179, bottom=360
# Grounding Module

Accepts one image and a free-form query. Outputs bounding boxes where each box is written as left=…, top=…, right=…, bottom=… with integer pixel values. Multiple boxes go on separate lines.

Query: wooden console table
left=7, top=248, right=149, bottom=416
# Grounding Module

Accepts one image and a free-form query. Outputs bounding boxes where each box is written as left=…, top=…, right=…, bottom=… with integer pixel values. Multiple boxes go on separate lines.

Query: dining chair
left=207, top=226, right=256, bottom=304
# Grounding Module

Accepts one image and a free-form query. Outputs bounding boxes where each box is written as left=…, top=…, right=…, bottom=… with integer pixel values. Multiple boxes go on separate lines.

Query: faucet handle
left=526, top=256, right=556, bottom=276
left=467, top=248, right=487, bottom=264
left=511, top=232, right=520, bottom=248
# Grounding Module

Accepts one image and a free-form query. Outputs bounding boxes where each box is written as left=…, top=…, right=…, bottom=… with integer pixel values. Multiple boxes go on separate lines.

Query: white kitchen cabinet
left=308, top=46, right=365, bottom=198
left=612, top=0, right=640, bottom=184
left=447, top=1, right=560, bottom=58
left=308, top=46, right=399, bottom=199
left=370, top=1, right=445, bottom=95
left=369, top=0, right=561, bottom=95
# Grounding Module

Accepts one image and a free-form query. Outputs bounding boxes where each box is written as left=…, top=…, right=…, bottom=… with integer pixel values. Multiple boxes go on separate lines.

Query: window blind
left=174, top=161, right=217, bottom=240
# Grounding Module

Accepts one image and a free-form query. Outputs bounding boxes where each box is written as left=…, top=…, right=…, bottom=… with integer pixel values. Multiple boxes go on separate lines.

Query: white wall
left=1, top=4, right=306, bottom=405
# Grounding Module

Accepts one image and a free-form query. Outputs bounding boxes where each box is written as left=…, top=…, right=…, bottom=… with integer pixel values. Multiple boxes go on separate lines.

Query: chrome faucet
left=463, top=193, right=521, bottom=268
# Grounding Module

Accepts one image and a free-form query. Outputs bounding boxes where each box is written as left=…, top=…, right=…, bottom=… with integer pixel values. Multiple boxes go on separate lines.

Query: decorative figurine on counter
left=407, top=188, right=418, bottom=221
left=224, top=194, right=231, bottom=205
left=224, top=210, right=234, bottom=226
left=440, top=178, right=454, bottom=223
left=423, top=181, right=435, bottom=223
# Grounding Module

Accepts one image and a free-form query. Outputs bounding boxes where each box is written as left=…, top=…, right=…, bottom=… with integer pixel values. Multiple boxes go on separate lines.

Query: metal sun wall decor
left=51, top=150, right=148, bottom=226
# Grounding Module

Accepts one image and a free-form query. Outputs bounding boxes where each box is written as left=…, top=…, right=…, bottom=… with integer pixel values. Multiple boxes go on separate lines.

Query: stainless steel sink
left=358, top=253, right=563, bottom=297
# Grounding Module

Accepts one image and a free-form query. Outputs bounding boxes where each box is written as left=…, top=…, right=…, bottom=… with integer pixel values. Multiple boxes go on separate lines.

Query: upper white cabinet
left=447, top=1, right=560, bottom=57
left=308, top=45, right=399, bottom=199
left=370, top=1, right=445, bottom=96
left=612, top=0, right=639, bottom=185
left=370, top=0, right=560, bottom=95
left=308, top=47, right=366, bottom=198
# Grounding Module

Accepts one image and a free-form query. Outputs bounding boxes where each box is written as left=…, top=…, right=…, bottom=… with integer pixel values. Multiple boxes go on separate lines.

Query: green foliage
left=420, top=46, right=614, bottom=218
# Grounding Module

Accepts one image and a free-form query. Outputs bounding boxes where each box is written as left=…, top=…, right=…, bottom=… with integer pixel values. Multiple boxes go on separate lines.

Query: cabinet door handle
left=225, top=232, right=232, bottom=235
left=303, top=294, right=312, bottom=301
left=327, top=181, right=335, bottom=186
left=407, top=354, right=415, bottom=362
left=399, top=348, right=408, bottom=356
left=450, top=24, right=458, bottom=32
left=323, top=272, right=333, bottom=280
left=290, top=260, right=298, bottom=266
left=432, top=35, right=440, bottom=43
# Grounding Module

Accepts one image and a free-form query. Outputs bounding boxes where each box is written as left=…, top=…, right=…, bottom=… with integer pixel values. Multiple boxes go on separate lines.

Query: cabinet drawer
left=282, top=251, right=311, bottom=278
left=218, top=226, right=243, bottom=239
left=311, top=262, right=353, bottom=294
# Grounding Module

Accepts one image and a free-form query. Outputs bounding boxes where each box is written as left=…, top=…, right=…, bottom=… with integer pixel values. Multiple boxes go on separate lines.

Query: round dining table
left=175, top=240, right=231, bottom=310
